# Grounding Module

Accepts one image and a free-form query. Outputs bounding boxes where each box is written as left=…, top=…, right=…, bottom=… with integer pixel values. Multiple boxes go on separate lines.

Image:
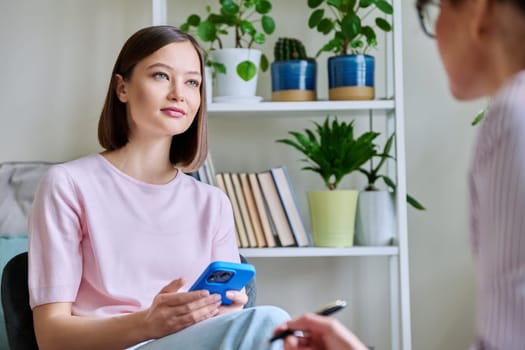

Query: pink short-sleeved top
left=28, top=154, right=239, bottom=317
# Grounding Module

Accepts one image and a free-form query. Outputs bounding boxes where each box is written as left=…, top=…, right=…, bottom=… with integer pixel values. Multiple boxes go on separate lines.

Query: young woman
left=28, top=25, right=289, bottom=350
left=274, top=0, right=525, bottom=349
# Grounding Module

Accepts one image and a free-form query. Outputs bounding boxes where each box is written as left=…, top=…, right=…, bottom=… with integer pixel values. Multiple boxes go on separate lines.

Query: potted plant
left=277, top=116, right=379, bottom=247
left=270, top=37, right=317, bottom=101
left=355, top=133, right=425, bottom=246
left=180, top=0, right=276, bottom=100
left=307, top=0, right=393, bottom=100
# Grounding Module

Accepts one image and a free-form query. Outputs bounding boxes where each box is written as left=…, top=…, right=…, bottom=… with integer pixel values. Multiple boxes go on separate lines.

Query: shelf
left=208, top=99, right=395, bottom=117
left=239, top=246, right=399, bottom=258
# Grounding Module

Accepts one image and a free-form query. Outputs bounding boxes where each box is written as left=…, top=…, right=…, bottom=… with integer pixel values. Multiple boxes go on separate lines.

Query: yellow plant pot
left=307, top=190, right=359, bottom=247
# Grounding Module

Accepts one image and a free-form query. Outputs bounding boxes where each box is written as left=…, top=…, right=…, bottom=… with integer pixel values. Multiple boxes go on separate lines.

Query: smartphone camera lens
left=207, top=270, right=233, bottom=283
left=220, top=271, right=232, bottom=281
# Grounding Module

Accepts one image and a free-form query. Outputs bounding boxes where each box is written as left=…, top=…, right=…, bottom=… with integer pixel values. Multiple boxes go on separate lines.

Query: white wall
left=0, top=1, right=484, bottom=349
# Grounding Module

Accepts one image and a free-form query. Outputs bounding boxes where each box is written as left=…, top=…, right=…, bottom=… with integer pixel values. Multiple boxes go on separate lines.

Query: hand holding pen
left=270, top=300, right=369, bottom=350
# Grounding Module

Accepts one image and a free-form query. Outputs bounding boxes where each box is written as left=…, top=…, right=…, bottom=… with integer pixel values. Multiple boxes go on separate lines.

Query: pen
left=267, top=299, right=347, bottom=344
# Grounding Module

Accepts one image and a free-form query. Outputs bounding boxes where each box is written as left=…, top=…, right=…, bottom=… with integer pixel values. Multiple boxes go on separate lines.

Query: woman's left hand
left=218, top=290, right=248, bottom=315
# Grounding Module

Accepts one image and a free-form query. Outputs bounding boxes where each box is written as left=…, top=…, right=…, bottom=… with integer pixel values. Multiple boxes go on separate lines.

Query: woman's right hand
left=142, top=278, right=222, bottom=339
left=31, top=279, right=222, bottom=350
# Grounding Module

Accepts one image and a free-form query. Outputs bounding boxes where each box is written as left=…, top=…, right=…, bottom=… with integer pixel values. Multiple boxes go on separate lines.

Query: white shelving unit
left=208, top=100, right=395, bottom=115
left=153, top=1, right=411, bottom=349
left=240, top=246, right=399, bottom=258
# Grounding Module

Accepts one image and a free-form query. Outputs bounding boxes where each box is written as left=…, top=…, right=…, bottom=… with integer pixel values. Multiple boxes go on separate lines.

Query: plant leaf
left=240, top=20, right=255, bottom=35
left=472, top=109, right=486, bottom=126
left=375, top=17, right=392, bottom=31
left=407, top=194, right=426, bottom=210
left=374, top=0, right=393, bottom=14
left=359, top=0, right=373, bottom=8
left=237, top=60, right=257, bottom=81
left=187, top=14, right=201, bottom=26
left=328, top=0, right=343, bottom=7
left=197, top=21, right=217, bottom=42
left=221, top=0, right=239, bottom=15
left=256, top=0, right=272, bottom=14
left=260, top=54, right=269, bottom=72
left=261, top=15, right=276, bottom=34
left=180, top=23, right=190, bottom=32
left=361, top=26, right=376, bottom=45
left=372, top=133, right=395, bottom=174
left=253, top=32, right=265, bottom=44
left=341, top=14, right=361, bottom=40
left=308, top=0, right=325, bottom=8
left=318, top=18, right=334, bottom=34
left=382, top=175, right=396, bottom=190
left=308, top=9, right=325, bottom=28
left=211, top=61, right=226, bottom=74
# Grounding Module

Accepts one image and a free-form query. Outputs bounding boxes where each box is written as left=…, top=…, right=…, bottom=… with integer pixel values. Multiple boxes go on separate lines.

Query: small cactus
left=274, top=37, right=308, bottom=61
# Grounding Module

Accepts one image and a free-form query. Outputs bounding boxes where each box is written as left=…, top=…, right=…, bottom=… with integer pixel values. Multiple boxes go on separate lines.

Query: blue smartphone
left=189, top=261, right=256, bottom=305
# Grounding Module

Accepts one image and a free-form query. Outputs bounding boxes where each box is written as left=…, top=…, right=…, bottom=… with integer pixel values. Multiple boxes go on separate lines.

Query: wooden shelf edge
left=239, top=246, right=399, bottom=258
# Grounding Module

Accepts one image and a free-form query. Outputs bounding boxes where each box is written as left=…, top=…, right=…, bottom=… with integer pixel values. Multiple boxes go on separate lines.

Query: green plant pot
left=307, top=190, right=359, bottom=247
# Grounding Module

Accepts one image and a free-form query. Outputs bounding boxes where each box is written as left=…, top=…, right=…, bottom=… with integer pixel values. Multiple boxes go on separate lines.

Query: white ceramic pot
left=355, top=190, right=396, bottom=246
left=209, top=48, right=261, bottom=98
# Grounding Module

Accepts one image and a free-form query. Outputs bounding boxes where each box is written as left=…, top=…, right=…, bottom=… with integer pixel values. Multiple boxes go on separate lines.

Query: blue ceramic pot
left=271, top=60, right=316, bottom=101
left=327, top=54, right=375, bottom=100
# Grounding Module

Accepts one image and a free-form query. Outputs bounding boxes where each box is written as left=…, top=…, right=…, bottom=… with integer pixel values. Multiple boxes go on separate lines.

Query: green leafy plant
left=180, top=0, right=276, bottom=81
left=307, top=0, right=393, bottom=56
left=277, top=116, right=379, bottom=190
left=274, top=37, right=309, bottom=61
left=359, top=133, right=425, bottom=210
left=471, top=108, right=486, bottom=126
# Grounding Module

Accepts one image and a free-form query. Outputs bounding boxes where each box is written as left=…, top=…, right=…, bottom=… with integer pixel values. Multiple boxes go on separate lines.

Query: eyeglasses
left=416, top=0, right=441, bottom=38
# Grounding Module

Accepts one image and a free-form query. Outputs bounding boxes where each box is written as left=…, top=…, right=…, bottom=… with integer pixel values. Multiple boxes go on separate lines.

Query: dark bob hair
left=98, top=25, right=208, bottom=172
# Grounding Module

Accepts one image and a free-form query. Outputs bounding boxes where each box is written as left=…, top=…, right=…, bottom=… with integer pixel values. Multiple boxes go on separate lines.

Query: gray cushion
left=0, top=162, right=53, bottom=236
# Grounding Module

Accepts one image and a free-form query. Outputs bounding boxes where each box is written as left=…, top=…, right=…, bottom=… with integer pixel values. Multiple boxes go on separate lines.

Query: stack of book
left=188, top=154, right=311, bottom=248
left=215, top=166, right=311, bottom=248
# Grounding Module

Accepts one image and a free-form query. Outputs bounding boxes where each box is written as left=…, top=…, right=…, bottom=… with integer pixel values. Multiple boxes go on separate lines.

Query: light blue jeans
left=135, top=305, right=290, bottom=350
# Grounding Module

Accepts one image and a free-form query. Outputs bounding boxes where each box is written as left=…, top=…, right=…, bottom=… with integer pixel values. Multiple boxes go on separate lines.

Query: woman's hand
left=273, top=313, right=368, bottom=350
left=142, top=278, right=222, bottom=339
left=32, top=282, right=221, bottom=350
left=218, top=289, right=248, bottom=315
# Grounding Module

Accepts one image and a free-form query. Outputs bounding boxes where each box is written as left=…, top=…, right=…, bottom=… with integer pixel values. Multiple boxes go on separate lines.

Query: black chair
left=1, top=252, right=37, bottom=350
left=1, top=252, right=256, bottom=350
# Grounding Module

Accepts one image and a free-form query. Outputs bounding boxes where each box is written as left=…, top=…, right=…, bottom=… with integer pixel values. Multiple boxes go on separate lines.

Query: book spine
left=187, top=171, right=200, bottom=181
left=204, top=152, right=216, bottom=186
left=240, top=173, right=267, bottom=248
left=271, top=166, right=311, bottom=247
left=215, top=173, right=242, bottom=248
left=198, top=165, right=208, bottom=184
left=248, top=173, right=277, bottom=247
left=231, top=173, right=257, bottom=247
left=221, top=172, right=250, bottom=248
left=257, top=171, right=297, bottom=247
